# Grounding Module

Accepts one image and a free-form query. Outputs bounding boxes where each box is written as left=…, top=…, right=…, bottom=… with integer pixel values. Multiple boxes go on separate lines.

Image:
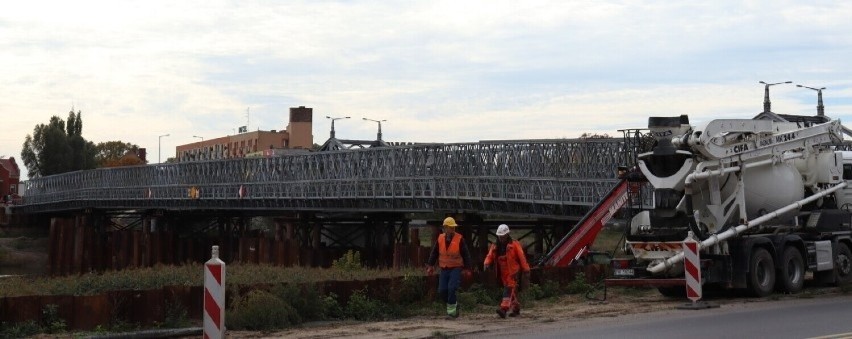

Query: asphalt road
left=476, top=294, right=852, bottom=339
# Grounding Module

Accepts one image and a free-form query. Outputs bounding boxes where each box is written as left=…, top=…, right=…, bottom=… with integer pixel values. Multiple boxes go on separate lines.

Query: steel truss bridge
left=12, top=137, right=658, bottom=273
left=16, top=138, right=638, bottom=219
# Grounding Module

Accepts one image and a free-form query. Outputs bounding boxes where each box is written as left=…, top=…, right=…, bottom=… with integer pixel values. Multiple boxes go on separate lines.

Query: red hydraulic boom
left=539, top=179, right=630, bottom=267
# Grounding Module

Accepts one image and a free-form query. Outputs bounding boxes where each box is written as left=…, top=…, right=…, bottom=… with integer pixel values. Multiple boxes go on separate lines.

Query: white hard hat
left=496, top=224, right=510, bottom=236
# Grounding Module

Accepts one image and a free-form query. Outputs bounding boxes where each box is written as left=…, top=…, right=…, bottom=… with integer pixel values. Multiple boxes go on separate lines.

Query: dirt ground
left=226, top=289, right=699, bottom=338
left=228, top=286, right=847, bottom=339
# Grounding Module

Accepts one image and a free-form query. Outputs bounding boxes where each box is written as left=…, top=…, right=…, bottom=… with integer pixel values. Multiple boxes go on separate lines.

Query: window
left=844, top=164, right=852, bottom=180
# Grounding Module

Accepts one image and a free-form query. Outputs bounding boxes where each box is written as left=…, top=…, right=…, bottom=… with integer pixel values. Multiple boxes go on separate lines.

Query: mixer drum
left=741, top=162, right=804, bottom=219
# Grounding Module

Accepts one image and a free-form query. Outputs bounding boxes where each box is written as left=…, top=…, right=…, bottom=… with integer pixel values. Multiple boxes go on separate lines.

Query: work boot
left=446, top=303, right=459, bottom=319
left=509, top=309, right=520, bottom=317
left=496, top=309, right=507, bottom=318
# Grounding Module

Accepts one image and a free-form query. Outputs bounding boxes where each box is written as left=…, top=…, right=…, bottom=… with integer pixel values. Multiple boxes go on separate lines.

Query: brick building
left=0, top=157, right=20, bottom=199
left=176, top=106, right=313, bottom=162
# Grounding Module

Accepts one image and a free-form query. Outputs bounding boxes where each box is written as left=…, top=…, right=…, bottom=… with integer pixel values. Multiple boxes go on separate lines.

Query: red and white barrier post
left=204, top=245, right=226, bottom=339
left=677, top=231, right=718, bottom=309
left=683, top=232, right=701, bottom=303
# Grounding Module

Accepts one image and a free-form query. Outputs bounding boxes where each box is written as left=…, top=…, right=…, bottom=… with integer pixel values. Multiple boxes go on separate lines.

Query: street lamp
left=158, top=134, right=170, bottom=163
left=325, top=116, right=350, bottom=139
left=193, top=135, right=204, bottom=141
left=759, top=80, right=792, bottom=113
left=363, top=117, right=387, bottom=141
left=797, top=84, right=827, bottom=117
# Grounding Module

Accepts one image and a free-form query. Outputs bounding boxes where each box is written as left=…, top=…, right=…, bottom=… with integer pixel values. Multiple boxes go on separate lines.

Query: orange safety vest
left=438, top=233, right=464, bottom=268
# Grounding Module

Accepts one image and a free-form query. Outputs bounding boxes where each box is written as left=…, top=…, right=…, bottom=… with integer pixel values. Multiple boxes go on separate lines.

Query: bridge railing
left=19, top=139, right=631, bottom=216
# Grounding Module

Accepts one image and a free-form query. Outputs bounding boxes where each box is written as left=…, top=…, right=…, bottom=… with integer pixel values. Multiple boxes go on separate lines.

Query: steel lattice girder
left=17, top=139, right=630, bottom=219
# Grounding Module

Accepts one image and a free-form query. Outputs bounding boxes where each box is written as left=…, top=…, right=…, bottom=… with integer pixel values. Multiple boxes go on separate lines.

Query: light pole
left=797, top=84, right=827, bottom=117
left=158, top=133, right=170, bottom=163
left=326, top=116, right=350, bottom=139
left=363, top=117, right=387, bottom=141
left=759, top=80, right=792, bottom=113
left=193, top=135, right=204, bottom=141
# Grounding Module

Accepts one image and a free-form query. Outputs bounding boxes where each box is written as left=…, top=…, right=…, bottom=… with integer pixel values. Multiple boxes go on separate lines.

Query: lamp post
left=158, top=133, right=170, bottom=163
left=363, top=117, right=387, bottom=141
left=326, top=116, right=350, bottom=138
left=759, top=80, right=792, bottom=113
left=797, top=84, right=827, bottom=117
left=193, top=135, right=204, bottom=141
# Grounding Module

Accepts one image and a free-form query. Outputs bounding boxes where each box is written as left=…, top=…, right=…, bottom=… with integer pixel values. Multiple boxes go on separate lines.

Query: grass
left=0, top=263, right=421, bottom=297
left=591, top=228, right=626, bottom=255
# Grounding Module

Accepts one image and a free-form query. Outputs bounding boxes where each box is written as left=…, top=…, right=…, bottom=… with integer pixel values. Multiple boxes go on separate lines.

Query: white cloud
left=2, top=1, right=852, bottom=179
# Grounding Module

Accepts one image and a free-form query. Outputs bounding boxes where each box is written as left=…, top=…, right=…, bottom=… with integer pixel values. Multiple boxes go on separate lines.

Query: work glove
left=483, top=264, right=490, bottom=271
left=426, top=266, right=434, bottom=276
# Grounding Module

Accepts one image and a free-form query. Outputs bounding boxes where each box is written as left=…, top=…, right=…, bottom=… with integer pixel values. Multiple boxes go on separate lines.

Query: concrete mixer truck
left=606, top=114, right=852, bottom=297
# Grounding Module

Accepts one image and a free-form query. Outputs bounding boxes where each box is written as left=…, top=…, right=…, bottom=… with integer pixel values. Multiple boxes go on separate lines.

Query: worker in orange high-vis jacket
left=484, top=224, right=531, bottom=318
left=426, top=216, right=473, bottom=319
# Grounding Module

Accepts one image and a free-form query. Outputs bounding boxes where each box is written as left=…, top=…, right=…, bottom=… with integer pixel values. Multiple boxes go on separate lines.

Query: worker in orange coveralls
left=483, top=224, right=531, bottom=318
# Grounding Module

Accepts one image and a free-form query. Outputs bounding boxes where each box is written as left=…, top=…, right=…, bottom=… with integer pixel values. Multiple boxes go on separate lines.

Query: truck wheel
left=747, top=248, right=775, bottom=297
left=775, top=246, right=804, bottom=294
left=835, top=243, right=852, bottom=285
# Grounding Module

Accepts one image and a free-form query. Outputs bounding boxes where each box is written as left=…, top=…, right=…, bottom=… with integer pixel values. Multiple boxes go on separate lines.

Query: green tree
left=21, top=110, right=97, bottom=178
left=95, top=141, right=144, bottom=167
left=66, top=111, right=97, bottom=171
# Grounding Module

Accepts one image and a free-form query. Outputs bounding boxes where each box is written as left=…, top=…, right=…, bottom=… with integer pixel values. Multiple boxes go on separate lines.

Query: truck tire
left=834, top=243, right=852, bottom=285
left=747, top=247, right=775, bottom=297
left=775, top=246, right=804, bottom=294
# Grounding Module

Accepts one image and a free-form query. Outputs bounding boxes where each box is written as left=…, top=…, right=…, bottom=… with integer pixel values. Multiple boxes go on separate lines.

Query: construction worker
left=426, top=216, right=472, bottom=319
left=484, top=224, right=531, bottom=318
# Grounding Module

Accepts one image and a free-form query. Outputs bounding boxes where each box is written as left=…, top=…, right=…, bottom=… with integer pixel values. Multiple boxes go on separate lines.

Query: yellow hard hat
left=442, top=217, right=458, bottom=227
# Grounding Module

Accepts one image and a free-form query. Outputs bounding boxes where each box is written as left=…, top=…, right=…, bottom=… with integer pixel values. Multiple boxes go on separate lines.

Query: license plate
left=613, top=268, right=634, bottom=276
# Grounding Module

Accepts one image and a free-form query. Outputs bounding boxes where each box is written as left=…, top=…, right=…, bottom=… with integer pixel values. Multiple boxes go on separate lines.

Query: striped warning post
left=204, top=246, right=226, bottom=339
left=683, top=235, right=701, bottom=302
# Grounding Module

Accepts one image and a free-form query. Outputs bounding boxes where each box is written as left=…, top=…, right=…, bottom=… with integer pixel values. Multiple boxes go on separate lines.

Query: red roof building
left=0, top=157, right=20, bottom=199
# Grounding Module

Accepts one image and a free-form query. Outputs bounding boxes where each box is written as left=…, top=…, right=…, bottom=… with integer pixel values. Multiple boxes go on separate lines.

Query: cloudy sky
left=2, top=1, right=852, bottom=179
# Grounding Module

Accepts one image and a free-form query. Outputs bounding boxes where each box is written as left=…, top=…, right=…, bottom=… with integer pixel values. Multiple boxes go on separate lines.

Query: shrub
left=523, top=280, right=562, bottom=300
left=456, top=291, right=479, bottom=310
left=160, top=300, right=190, bottom=328
left=344, top=288, right=385, bottom=321
left=389, top=273, right=426, bottom=304
left=332, top=250, right=362, bottom=272
left=466, top=283, right=500, bottom=305
left=41, top=304, right=66, bottom=334
left=0, top=320, right=40, bottom=338
left=228, top=290, right=300, bottom=330
left=565, top=272, right=594, bottom=295
left=321, top=293, right=344, bottom=319
left=273, top=283, right=328, bottom=321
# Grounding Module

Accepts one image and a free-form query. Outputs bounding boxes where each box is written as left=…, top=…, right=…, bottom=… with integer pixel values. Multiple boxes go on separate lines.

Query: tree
left=95, top=141, right=145, bottom=167
left=21, top=110, right=97, bottom=178
left=579, top=132, right=612, bottom=139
